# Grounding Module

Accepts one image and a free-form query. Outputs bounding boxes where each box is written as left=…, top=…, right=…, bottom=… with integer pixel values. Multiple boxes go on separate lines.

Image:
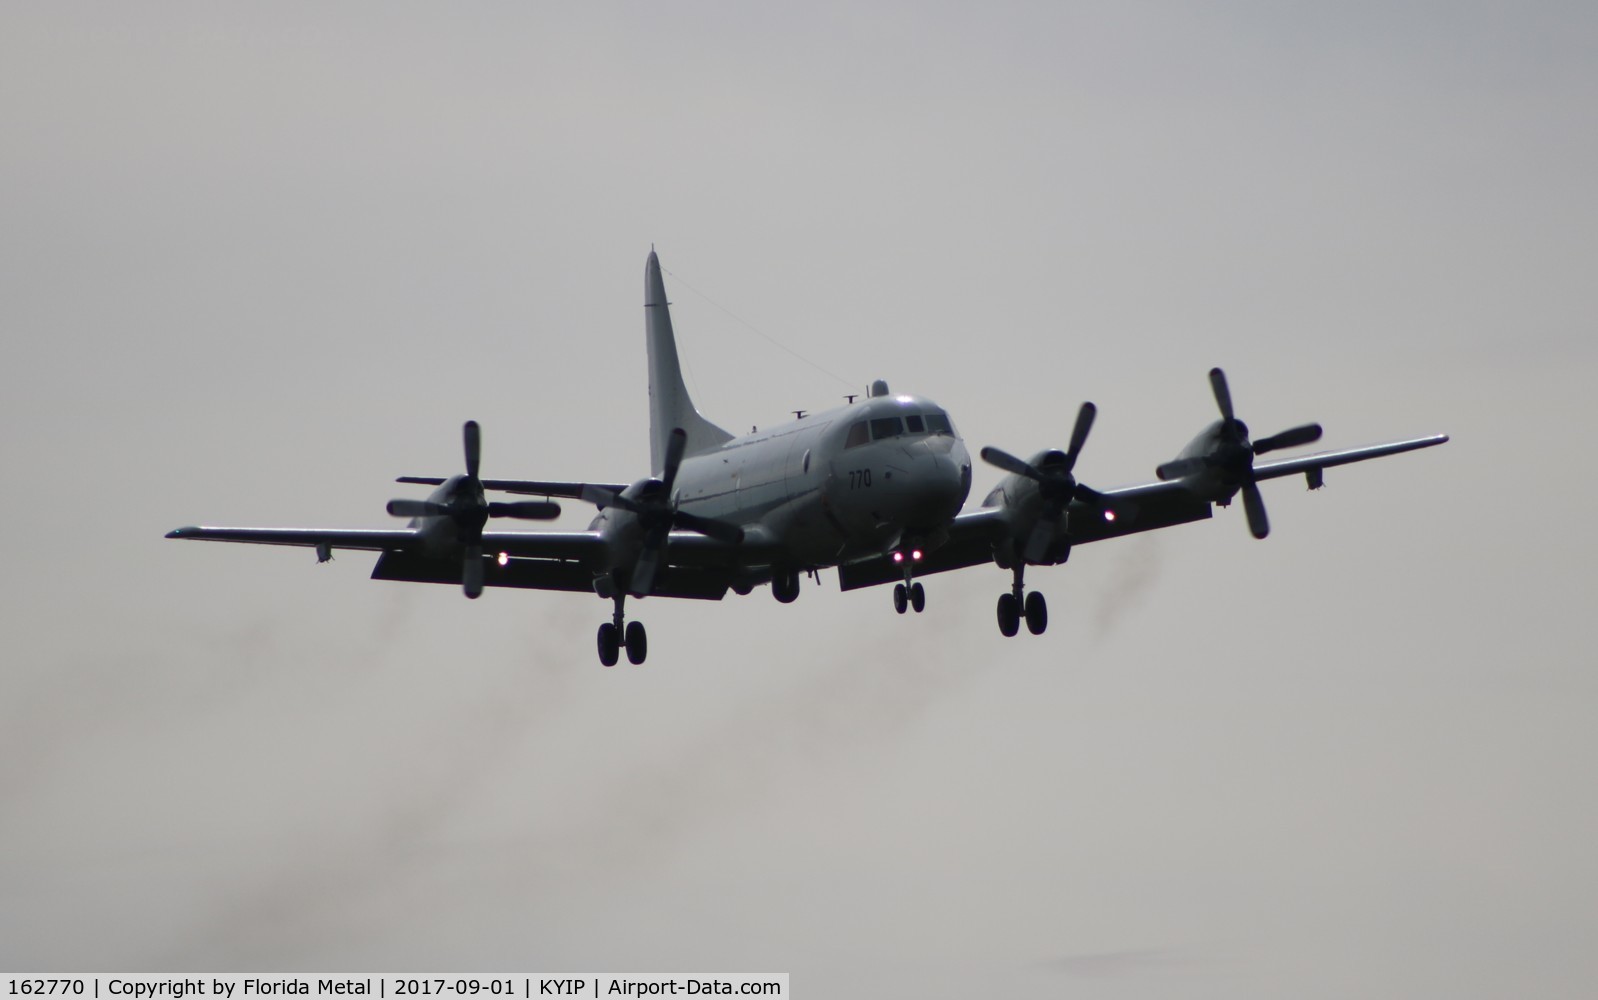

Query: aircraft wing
left=167, top=523, right=785, bottom=600
left=1251, top=434, right=1449, bottom=484
left=395, top=476, right=628, bottom=499
left=165, top=524, right=613, bottom=562
left=836, top=480, right=1214, bottom=591
left=481, top=528, right=785, bottom=567
left=837, top=432, right=1448, bottom=591
left=165, top=526, right=421, bottom=550
left=370, top=528, right=783, bottom=601
left=478, top=530, right=605, bottom=560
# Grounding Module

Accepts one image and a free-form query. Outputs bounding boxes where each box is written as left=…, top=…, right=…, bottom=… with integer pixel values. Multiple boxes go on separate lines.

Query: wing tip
left=166, top=526, right=198, bottom=539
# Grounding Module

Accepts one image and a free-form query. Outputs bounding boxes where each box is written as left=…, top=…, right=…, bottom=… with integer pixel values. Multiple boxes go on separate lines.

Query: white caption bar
left=1, top=977, right=788, bottom=999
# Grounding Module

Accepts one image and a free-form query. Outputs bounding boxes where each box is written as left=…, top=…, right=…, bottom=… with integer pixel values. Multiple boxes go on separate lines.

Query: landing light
left=911, top=549, right=923, bottom=561
left=1103, top=510, right=1117, bottom=523
left=497, top=552, right=509, bottom=566
left=892, top=551, right=904, bottom=564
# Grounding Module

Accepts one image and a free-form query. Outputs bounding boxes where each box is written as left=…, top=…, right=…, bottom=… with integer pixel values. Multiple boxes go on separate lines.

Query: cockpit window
left=844, top=420, right=870, bottom=449
left=904, top=414, right=925, bottom=433
left=870, top=417, right=903, bottom=440
left=925, top=411, right=953, bottom=435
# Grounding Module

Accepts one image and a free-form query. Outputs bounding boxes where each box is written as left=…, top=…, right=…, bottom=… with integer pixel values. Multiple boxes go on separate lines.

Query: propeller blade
left=980, top=446, right=1042, bottom=481
left=660, top=427, right=688, bottom=497
left=1241, top=482, right=1270, bottom=539
left=1156, top=457, right=1208, bottom=481
left=580, top=484, right=645, bottom=514
left=463, top=544, right=484, bottom=598
left=673, top=510, right=745, bottom=544
left=387, top=499, right=450, bottom=518
left=1252, top=423, right=1323, bottom=455
left=487, top=500, right=562, bottom=520
left=1063, top=401, right=1096, bottom=471
left=463, top=421, right=481, bottom=479
left=633, top=544, right=662, bottom=596
left=1209, top=368, right=1235, bottom=423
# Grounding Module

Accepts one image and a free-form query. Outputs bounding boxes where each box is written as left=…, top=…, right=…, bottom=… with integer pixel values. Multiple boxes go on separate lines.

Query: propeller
left=980, top=402, right=1107, bottom=561
left=1155, top=368, right=1323, bottom=540
left=579, top=427, right=745, bottom=594
left=385, top=420, right=561, bottom=598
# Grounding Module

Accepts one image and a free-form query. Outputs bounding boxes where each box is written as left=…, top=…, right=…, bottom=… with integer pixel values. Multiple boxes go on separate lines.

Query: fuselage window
left=905, top=414, right=925, bottom=434
left=870, top=417, right=903, bottom=440
left=925, top=412, right=953, bottom=435
left=844, top=421, right=870, bottom=448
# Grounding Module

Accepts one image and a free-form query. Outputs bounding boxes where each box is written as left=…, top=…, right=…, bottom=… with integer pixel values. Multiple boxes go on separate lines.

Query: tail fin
left=645, top=250, right=733, bottom=473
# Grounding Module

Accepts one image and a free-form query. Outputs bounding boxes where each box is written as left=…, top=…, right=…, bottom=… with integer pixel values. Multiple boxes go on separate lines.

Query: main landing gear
left=597, top=594, right=647, bottom=666
left=996, top=564, right=1047, bottom=637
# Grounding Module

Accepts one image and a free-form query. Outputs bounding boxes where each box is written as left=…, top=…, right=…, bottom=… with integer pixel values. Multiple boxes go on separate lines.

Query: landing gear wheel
left=1024, top=591, right=1048, bottom=635
left=624, top=620, right=648, bottom=665
left=909, top=581, right=926, bottom=613
left=997, top=593, right=1020, bottom=637
left=597, top=622, right=620, bottom=666
left=893, top=583, right=908, bottom=614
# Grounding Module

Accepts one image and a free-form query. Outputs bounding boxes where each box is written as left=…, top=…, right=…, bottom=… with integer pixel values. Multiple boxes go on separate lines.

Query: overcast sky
left=2, top=2, right=1595, bottom=996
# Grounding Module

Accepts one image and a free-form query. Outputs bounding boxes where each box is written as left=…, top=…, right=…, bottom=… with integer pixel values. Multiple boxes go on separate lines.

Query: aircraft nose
left=905, top=443, right=970, bottom=526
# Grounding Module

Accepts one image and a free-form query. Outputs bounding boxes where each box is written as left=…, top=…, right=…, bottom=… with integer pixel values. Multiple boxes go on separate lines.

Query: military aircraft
left=168, top=251, right=1447, bottom=664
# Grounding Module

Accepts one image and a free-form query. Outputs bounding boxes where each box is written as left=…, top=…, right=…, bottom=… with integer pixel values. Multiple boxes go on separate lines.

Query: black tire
left=997, top=593, right=1020, bottom=637
left=910, top=581, right=925, bottom=613
left=893, top=583, right=908, bottom=614
left=1024, top=590, right=1048, bottom=635
left=597, top=623, right=620, bottom=667
left=624, top=620, right=647, bottom=664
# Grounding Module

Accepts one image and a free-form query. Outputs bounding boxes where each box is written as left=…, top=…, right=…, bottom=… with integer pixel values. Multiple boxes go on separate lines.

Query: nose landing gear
left=597, top=594, right=648, bottom=666
left=891, top=546, right=927, bottom=615
left=893, top=580, right=926, bottom=614
left=996, top=564, right=1047, bottom=636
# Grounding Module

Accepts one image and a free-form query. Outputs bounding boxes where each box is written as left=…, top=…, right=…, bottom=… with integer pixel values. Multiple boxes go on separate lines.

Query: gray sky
left=3, top=2, right=1595, bottom=996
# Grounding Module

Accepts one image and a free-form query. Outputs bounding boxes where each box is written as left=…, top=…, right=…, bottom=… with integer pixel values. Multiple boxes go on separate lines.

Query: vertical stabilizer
left=645, top=251, right=733, bottom=473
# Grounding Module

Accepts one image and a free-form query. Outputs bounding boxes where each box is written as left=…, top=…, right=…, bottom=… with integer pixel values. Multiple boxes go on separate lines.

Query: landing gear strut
left=996, top=564, right=1047, bottom=637
left=597, top=594, right=647, bottom=666
left=892, top=547, right=926, bottom=615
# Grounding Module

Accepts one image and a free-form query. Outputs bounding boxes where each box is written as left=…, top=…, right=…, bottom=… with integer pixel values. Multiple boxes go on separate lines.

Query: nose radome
left=907, top=449, right=968, bottom=525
